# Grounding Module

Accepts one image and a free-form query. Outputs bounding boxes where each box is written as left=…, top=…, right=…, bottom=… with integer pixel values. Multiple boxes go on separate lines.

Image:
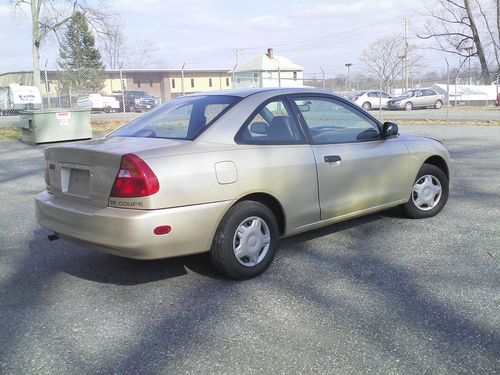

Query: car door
left=291, top=95, right=410, bottom=220
left=414, top=90, right=425, bottom=107
left=367, top=92, right=380, bottom=108
left=423, top=89, right=437, bottom=106
left=235, top=96, right=320, bottom=231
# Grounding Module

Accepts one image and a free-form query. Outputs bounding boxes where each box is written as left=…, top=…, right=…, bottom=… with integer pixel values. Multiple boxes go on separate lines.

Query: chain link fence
left=1, top=67, right=499, bottom=125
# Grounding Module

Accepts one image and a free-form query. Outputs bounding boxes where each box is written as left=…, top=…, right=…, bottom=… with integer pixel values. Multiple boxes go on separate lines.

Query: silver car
left=351, top=90, right=392, bottom=110
left=387, top=89, right=445, bottom=110
left=36, top=88, right=451, bottom=279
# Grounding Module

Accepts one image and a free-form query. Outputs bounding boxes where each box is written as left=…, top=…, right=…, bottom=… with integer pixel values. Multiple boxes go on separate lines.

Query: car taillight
left=110, top=154, right=159, bottom=198
left=354, top=96, right=359, bottom=101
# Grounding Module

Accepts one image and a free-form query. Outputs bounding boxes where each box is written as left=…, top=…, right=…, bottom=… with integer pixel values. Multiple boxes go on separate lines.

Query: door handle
left=324, top=155, right=341, bottom=163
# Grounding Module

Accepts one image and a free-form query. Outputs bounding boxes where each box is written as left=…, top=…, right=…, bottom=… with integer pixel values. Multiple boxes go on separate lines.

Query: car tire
left=402, top=163, right=449, bottom=219
left=210, top=201, right=279, bottom=279
left=405, top=102, right=413, bottom=111
left=434, top=100, right=443, bottom=109
left=362, top=102, right=372, bottom=110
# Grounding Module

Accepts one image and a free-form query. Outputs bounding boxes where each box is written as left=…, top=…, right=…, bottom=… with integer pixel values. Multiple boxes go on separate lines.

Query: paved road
left=0, top=126, right=499, bottom=374
left=1, top=106, right=499, bottom=128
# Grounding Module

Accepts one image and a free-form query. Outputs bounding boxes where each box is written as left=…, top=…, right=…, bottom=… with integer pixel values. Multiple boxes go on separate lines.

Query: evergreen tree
left=58, top=11, right=105, bottom=94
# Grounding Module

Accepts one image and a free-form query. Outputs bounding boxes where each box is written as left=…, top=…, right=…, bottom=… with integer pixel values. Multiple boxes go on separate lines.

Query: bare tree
left=102, top=22, right=126, bottom=69
left=474, top=0, right=500, bottom=74
left=126, top=38, right=161, bottom=69
left=417, top=0, right=497, bottom=81
left=10, top=0, right=113, bottom=90
left=360, top=33, right=419, bottom=92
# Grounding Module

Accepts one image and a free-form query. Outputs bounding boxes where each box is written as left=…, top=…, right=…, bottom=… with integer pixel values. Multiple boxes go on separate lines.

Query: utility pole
left=319, top=66, right=326, bottom=90
left=345, top=63, right=352, bottom=93
left=403, top=16, right=409, bottom=92
left=445, top=58, right=450, bottom=122
left=181, top=62, right=186, bottom=96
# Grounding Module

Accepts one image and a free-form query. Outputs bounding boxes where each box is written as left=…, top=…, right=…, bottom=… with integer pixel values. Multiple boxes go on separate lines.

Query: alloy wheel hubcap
left=233, top=216, right=271, bottom=267
left=412, top=175, right=442, bottom=211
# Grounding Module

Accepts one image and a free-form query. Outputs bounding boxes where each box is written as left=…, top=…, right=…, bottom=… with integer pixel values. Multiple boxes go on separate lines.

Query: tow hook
left=47, top=233, right=60, bottom=241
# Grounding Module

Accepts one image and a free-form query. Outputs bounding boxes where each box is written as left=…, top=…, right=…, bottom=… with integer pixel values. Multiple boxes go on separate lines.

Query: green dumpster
left=19, top=108, right=92, bottom=144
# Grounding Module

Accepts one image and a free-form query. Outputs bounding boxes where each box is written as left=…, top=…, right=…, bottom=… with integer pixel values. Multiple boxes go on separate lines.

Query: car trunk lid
left=45, top=137, right=188, bottom=207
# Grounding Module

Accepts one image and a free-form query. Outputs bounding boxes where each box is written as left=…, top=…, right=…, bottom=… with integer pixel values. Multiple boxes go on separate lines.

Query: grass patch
left=91, top=120, right=128, bottom=135
left=0, top=126, right=21, bottom=141
left=0, top=120, right=127, bottom=142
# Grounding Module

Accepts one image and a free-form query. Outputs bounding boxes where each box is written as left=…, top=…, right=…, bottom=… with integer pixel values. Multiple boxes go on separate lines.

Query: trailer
left=76, top=94, right=120, bottom=113
left=0, top=84, right=42, bottom=115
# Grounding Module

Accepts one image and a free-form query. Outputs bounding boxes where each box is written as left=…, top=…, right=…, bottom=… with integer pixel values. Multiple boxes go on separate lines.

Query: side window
left=423, top=89, right=436, bottom=96
left=381, top=92, right=391, bottom=98
left=293, top=97, right=380, bottom=144
left=205, top=103, right=230, bottom=124
left=367, top=92, right=378, bottom=98
left=237, top=99, right=304, bottom=144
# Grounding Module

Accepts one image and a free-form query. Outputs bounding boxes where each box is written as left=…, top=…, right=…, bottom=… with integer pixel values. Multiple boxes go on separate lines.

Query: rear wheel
left=362, top=102, right=371, bottom=110
left=210, top=201, right=279, bottom=279
left=402, top=164, right=449, bottom=219
left=405, top=101, right=413, bottom=111
left=434, top=100, right=443, bottom=109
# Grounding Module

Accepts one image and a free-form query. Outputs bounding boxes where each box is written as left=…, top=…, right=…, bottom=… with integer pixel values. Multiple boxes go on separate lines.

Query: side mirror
left=382, top=122, right=399, bottom=138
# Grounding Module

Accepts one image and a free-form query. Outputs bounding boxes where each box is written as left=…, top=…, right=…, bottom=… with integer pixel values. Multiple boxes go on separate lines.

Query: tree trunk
left=31, top=0, right=41, bottom=90
left=464, top=0, right=489, bottom=81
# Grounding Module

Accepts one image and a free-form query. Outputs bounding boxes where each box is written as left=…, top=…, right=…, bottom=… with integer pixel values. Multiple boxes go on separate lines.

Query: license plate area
left=60, top=163, right=91, bottom=198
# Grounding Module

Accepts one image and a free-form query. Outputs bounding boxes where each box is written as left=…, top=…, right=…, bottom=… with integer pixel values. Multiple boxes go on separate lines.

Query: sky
left=0, top=0, right=451, bottom=78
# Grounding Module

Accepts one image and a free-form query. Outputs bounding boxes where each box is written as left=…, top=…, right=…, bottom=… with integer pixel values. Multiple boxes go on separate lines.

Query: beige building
left=0, top=69, right=232, bottom=103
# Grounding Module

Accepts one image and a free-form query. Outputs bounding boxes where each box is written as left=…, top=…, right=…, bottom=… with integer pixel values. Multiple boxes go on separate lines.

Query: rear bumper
left=35, top=191, right=231, bottom=259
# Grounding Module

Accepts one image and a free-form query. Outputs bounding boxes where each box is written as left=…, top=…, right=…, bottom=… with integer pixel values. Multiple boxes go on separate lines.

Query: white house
left=234, top=48, right=304, bottom=88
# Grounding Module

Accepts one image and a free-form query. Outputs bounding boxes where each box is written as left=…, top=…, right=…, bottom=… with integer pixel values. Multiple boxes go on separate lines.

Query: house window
left=171, top=79, right=176, bottom=88
left=293, top=72, right=297, bottom=81
left=209, top=78, right=213, bottom=87
left=191, top=78, right=195, bottom=88
left=226, top=77, right=230, bottom=86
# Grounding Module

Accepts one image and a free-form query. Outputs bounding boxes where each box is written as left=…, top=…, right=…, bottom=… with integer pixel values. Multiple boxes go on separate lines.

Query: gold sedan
left=36, top=88, right=452, bottom=279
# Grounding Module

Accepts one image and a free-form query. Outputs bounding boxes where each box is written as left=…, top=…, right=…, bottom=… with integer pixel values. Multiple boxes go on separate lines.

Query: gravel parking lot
left=0, top=125, right=499, bottom=374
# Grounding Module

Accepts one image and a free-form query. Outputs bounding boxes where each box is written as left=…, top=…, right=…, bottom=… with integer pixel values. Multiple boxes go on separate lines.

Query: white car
left=351, top=91, right=392, bottom=110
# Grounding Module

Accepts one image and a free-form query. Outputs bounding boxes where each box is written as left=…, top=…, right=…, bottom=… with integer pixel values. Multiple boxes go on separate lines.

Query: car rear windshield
left=109, top=95, right=239, bottom=140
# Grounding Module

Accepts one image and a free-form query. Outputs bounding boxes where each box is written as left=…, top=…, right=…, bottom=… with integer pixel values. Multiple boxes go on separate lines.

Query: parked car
left=350, top=91, right=392, bottom=110
left=36, top=88, right=451, bottom=279
left=77, top=94, right=120, bottom=113
left=0, top=83, right=42, bottom=115
left=115, top=91, right=156, bottom=112
left=388, top=89, right=445, bottom=110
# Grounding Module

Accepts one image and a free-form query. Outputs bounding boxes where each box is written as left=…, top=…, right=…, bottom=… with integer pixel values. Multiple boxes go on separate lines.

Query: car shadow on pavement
left=28, top=228, right=223, bottom=286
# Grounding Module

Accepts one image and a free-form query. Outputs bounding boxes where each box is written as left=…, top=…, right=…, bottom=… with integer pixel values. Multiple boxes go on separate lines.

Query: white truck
left=0, top=83, right=42, bottom=115
left=77, top=94, right=120, bottom=113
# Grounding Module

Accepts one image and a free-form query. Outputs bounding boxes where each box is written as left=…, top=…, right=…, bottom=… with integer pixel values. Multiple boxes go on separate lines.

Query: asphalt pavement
left=0, top=125, right=499, bottom=374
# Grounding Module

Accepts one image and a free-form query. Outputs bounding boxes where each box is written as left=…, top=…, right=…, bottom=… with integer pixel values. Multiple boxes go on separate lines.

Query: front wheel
left=210, top=201, right=279, bottom=279
left=402, top=164, right=449, bottom=219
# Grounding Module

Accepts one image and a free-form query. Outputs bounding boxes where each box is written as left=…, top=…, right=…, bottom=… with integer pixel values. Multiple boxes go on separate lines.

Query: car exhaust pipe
left=47, top=233, right=60, bottom=241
